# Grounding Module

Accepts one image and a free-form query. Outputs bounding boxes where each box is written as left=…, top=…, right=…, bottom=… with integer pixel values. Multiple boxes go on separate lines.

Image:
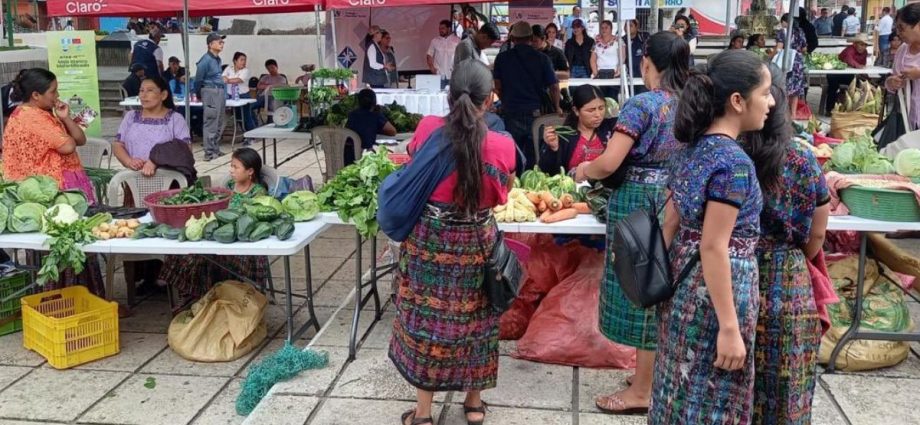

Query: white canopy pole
left=314, top=4, right=323, bottom=68
left=330, top=8, right=338, bottom=69
left=782, top=0, right=795, bottom=76
left=183, top=0, right=190, bottom=122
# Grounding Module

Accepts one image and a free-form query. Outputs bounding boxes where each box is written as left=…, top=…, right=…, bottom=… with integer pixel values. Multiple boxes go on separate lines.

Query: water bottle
left=231, top=84, right=240, bottom=100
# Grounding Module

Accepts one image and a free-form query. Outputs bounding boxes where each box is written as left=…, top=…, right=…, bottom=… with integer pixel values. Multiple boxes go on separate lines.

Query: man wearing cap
left=362, top=26, right=388, bottom=88
left=824, top=34, right=870, bottom=115
left=196, top=33, right=227, bottom=161
left=453, top=22, right=499, bottom=68
left=494, top=21, right=561, bottom=174
left=122, top=64, right=145, bottom=97
left=532, top=24, right=569, bottom=80
left=163, top=56, right=186, bottom=96
left=129, top=31, right=164, bottom=80
left=427, top=20, right=461, bottom=79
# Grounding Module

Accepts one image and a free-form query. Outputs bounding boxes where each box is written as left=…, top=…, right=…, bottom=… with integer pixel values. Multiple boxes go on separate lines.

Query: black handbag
left=476, top=222, right=523, bottom=313
left=612, top=194, right=699, bottom=308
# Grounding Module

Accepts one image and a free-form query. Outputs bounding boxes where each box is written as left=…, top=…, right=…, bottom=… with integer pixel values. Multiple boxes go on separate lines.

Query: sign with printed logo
left=47, top=31, right=101, bottom=137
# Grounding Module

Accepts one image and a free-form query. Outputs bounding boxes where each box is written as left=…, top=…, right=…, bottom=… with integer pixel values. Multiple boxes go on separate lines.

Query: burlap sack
left=830, top=111, right=879, bottom=140
left=168, top=281, right=267, bottom=362
left=818, top=257, right=912, bottom=371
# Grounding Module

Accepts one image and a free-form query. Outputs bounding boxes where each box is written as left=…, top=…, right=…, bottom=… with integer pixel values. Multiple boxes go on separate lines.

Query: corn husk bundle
left=834, top=79, right=883, bottom=115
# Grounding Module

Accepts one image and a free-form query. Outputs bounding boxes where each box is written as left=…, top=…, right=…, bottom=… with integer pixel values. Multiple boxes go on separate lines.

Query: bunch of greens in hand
left=316, top=149, right=398, bottom=238
left=37, top=205, right=111, bottom=285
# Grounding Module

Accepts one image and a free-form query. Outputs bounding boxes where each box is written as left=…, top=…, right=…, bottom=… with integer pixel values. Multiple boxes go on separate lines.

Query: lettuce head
left=16, top=176, right=59, bottom=205
left=895, top=149, right=920, bottom=177
left=281, top=191, right=319, bottom=221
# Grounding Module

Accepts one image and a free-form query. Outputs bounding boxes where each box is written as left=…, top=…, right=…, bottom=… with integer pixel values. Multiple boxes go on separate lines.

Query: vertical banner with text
left=47, top=31, right=101, bottom=137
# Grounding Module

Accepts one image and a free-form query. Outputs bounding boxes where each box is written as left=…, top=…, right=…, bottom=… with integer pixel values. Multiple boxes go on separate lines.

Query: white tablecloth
left=373, top=89, right=449, bottom=117
left=119, top=97, right=257, bottom=108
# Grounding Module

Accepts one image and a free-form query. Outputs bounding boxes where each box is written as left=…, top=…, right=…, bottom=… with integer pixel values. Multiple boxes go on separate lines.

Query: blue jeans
left=238, top=93, right=259, bottom=131
left=571, top=65, right=590, bottom=79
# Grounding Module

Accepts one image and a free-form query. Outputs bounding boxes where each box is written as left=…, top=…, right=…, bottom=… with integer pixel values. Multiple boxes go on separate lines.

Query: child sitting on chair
left=294, top=64, right=315, bottom=88
left=159, top=148, right=271, bottom=312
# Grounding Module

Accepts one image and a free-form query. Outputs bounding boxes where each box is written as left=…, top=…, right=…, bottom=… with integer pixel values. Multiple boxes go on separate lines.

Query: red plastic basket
left=813, top=132, right=843, bottom=146
left=143, top=187, right=233, bottom=227
left=388, top=153, right=411, bottom=165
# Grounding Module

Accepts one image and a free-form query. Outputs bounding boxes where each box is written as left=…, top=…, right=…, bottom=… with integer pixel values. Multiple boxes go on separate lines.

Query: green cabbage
left=895, top=149, right=920, bottom=177
left=281, top=191, right=320, bottom=222
left=16, top=176, right=59, bottom=205
left=863, top=158, right=896, bottom=175
left=0, top=204, right=9, bottom=234
left=250, top=195, right=283, bottom=213
left=10, top=202, right=46, bottom=233
left=54, top=190, right=89, bottom=216
left=830, top=143, right=857, bottom=172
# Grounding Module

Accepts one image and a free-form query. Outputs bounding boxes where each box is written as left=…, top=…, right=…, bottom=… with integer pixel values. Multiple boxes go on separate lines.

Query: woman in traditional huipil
left=573, top=31, right=690, bottom=414
left=389, top=60, right=516, bottom=425
left=654, top=49, right=774, bottom=424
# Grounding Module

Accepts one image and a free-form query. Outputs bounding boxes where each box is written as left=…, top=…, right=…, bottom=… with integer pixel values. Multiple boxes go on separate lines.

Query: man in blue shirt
left=814, top=8, right=833, bottom=36
left=494, top=21, right=561, bottom=174
left=196, top=33, right=226, bottom=161
left=562, top=6, right=582, bottom=42
left=129, top=32, right=163, bottom=80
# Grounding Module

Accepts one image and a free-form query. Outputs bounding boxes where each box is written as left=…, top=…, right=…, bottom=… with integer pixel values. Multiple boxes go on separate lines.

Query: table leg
left=370, top=235, right=382, bottom=320
left=262, top=138, right=268, bottom=164
left=284, top=255, right=294, bottom=342
left=350, top=230, right=363, bottom=360
left=826, top=232, right=868, bottom=374
left=304, top=246, right=320, bottom=332
left=273, top=137, right=279, bottom=169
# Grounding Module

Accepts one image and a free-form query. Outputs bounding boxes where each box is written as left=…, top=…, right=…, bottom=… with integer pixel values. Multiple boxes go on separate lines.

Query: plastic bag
left=168, top=281, right=268, bottom=362
left=830, top=111, right=879, bottom=140
left=513, top=245, right=637, bottom=369
left=499, top=234, right=575, bottom=340
left=818, top=256, right=913, bottom=371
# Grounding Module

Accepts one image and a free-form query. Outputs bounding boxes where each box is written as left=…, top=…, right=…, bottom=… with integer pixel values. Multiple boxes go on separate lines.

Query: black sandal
left=400, top=409, right=433, bottom=425
left=463, top=401, right=489, bottom=425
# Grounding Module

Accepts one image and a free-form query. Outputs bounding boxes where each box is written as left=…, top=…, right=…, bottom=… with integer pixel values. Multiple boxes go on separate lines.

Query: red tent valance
left=47, top=0, right=321, bottom=18
left=325, top=0, right=481, bottom=9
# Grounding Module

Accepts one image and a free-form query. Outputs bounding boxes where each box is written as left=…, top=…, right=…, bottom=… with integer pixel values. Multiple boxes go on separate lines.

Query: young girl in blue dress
left=653, top=49, right=775, bottom=424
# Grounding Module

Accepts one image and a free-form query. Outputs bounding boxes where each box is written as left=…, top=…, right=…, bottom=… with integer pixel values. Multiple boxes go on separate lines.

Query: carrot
left=560, top=193, right=575, bottom=209
left=539, top=191, right=561, bottom=211
left=571, top=202, right=591, bottom=214
left=525, top=192, right=542, bottom=205
left=540, top=210, right=552, bottom=222
left=538, top=200, right=548, bottom=213
left=541, top=208, right=578, bottom=223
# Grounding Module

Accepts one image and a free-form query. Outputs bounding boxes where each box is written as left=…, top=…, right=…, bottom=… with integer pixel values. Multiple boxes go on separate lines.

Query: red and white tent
left=47, top=0, right=322, bottom=18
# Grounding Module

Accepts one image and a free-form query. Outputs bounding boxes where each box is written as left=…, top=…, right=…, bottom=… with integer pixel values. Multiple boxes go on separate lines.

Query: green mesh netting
left=235, top=343, right=329, bottom=416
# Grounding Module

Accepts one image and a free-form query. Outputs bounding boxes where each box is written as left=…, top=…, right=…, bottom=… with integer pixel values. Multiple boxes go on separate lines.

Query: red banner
left=325, top=0, right=481, bottom=9
left=47, top=0, right=321, bottom=18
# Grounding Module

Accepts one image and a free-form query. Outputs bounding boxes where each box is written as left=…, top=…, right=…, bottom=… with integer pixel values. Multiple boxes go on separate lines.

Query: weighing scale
left=271, top=86, right=303, bottom=128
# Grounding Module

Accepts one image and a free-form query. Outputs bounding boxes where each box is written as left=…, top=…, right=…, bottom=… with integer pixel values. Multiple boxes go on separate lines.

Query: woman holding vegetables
left=540, top=84, right=614, bottom=175
left=158, top=148, right=270, bottom=312
left=2, top=68, right=105, bottom=297
left=572, top=31, right=689, bottom=415
left=389, top=60, right=516, bottom=425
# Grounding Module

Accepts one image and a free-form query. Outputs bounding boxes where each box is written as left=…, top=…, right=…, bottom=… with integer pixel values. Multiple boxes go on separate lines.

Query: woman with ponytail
left=572, top=31, right=690, bottom=415
left=745, top=64, right=829, bottom=425
left=389, top=60, right=516, bottom=425
left=653, top=49, right=774, bottom=424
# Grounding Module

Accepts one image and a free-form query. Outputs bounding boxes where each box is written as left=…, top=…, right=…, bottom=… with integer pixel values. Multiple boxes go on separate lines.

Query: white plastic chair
left=310, top=126, right=363, bottom=183
left=530, top=114, right=566, bottom=166
left=104, top=169, right=187, bottom=306
left=76, top=137, right=112, bottom=169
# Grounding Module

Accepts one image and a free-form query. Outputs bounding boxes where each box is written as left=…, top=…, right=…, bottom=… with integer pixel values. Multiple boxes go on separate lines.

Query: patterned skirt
left=650, top=229, right=760, bottom=425
left=159, top=255, right=271, bottom=312
left=599, top=167, right=667, bottom=350
left=752, top=246, right=821, bottom=425
left=31, top=252, right=105, bottom=298
left=388, top=204, right=500, bottom=392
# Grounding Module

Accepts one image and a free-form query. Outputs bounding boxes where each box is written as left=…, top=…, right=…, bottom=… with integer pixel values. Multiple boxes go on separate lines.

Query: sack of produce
left=513, top=244, right=636, bottom=369
left=830, top=80, right=883, bottom=140
left=818, top=256, right=913, bottom=371
left=168, top=281, right=267, bottom=362
left=830, top=112, right=880, bottom=141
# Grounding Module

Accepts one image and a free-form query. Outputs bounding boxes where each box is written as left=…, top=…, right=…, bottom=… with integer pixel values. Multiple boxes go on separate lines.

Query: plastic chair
left=76, top=137, right=111, bottom=169
left=530, top=114, right=565, bottom=166
left=119, top=86, right=131, bottom=112
left=214, top=166, right=282, bottom=198
left=310, top=126, right=363, bottom=183
left=104, top=169, right=187, bottom=307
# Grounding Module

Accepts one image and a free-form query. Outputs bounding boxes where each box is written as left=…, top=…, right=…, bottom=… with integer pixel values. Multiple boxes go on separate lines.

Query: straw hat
left=849, top=34, right=870, bottom=45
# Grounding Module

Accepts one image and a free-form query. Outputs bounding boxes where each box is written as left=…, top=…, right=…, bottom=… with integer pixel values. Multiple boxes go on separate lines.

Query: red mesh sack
left=513, top=247, right=637, bottom=369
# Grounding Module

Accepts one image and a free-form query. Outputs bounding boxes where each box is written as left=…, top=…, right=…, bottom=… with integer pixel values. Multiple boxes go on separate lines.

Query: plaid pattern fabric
left=598, top=177, right=666, bottom=350
left=159, top=254, right=270, bottom=312
left=388, top=210, right=500, bottom=392
left=753, top=248, right=821, bottom=425
left=650, top=233, right=760, bottom=425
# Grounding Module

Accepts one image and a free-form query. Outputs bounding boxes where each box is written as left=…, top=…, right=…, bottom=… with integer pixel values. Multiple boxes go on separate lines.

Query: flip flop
left=595, top=393, right=649, bottom=415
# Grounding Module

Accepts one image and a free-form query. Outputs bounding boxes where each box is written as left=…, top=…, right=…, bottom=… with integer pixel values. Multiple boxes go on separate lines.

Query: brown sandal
left=463, top=401, right=489, bottom=425
left=400, top=409, right=433, bottom=425
left=595, top=393, right=649, bottom=415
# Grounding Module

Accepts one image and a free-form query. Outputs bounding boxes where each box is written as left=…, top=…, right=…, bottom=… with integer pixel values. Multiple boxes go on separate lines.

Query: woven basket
left=144, top=188, right=233, bottom=227
left=840, top=186, right=920, bottom=222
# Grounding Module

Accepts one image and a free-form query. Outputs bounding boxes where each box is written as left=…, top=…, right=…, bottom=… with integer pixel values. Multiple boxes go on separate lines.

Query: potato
left=98, top=233, right=111, bottom=240
left=127, top=219, right=140, bottom=229
left=116, top=228, right=128, bottom=238
left=98, top=223, right=110, bottom=232
left=124, top=229, right=135, bottom=238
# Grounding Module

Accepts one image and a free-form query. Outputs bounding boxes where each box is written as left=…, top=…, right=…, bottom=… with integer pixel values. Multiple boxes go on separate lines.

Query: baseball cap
left=479, top=23, right=501, bottom=41
left=206, top=33, right=226, bottom=45
left=509, top=21, right=533, bottom=39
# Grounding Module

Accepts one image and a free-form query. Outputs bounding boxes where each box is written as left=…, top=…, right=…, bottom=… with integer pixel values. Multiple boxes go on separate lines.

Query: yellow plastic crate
left=21, top=286, right=119, bottom=369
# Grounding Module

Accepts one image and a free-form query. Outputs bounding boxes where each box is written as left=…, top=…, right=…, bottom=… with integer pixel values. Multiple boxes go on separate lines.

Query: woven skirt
left=753, top=246, right=821, bottom=425
left=650, top=229, right=760, bottom=425
left=599, top=167, right=667, bottom=350
left=388, top=205, right=500, bottom=392
left=159, top=255, right=271, bottom=312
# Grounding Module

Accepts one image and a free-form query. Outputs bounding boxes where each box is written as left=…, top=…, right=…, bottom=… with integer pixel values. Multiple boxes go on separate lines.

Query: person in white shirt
left=590, top=20, right=622, bottom=99
left=221, top=52, right=257, bottom=134
left=842, top=8, right=861, bottom=37
left=876, top=7, right=894, bottom=65
left=427, top=20, right=461, bottom=79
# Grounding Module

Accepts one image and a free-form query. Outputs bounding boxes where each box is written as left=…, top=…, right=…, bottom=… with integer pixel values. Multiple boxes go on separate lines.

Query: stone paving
left=4, top=108, right=920, bottom=424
